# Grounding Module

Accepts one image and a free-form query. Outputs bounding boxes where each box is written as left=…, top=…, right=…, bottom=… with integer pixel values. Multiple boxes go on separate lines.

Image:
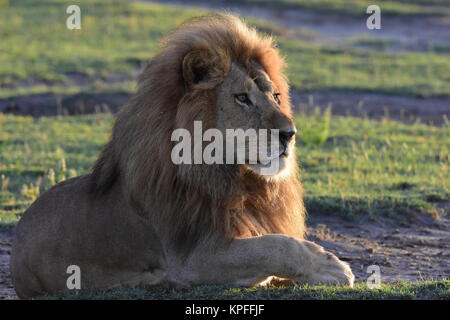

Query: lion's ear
left=182, top=50, right=228, bottom=89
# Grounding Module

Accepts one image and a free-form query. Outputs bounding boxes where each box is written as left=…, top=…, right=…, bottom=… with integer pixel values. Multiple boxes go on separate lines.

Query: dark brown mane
left=90, top=13, right=305, bottom=252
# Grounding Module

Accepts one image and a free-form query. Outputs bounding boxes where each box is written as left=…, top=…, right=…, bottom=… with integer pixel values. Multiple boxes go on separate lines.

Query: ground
left=1, top=215, right=449, bottom=300
left=309, top=212, right=449, bottom=283
left=0, top=0, right=448, bottom=299
left=0, top=229, right=14, bottom=299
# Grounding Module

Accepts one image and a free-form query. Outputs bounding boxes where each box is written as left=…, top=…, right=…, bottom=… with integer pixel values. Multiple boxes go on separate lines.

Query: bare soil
left=292, top=91, right=450, bottom=125
left=0, top=229, right=15, bottom=300
left=0, top=92, right=131, bottom=116
left=308, top=211, right=450, bottom=284
left=1, top=89, right=449, bottom=125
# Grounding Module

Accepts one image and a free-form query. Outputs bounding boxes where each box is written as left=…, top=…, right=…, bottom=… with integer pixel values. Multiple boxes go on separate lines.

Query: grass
left=1, top=0, right=449, bottom=98
left=0, top=113, right=112, bottom=227
left=0, top=112, right=448, bottom=227
left=280, top=39, right=450, bottom=97
left=350, top=37, right=402, bottom=51
left=38, top=279, right=449, bottom=300
left=0, top=0, right=195, bottom=83
left=295, top=110, right=449, bottom=221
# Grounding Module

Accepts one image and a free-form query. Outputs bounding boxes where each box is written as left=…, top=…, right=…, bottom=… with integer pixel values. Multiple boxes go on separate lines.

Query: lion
left=10, top=13, right=354, bottom=299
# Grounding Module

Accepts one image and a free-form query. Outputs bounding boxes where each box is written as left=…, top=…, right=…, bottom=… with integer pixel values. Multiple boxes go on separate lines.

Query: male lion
left=10, top=14, right=354, bottom=299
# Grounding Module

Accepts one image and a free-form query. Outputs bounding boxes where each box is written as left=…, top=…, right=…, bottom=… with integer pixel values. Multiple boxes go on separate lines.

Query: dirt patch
left=1, top=90, right=448, bottom=125
left=292, top=91, right=450, bottom=125
left=307, top=211, right=450, bottom=284
left=0, top=92, right=130, bottom=116
left=0, top=229, right=15, bottom=300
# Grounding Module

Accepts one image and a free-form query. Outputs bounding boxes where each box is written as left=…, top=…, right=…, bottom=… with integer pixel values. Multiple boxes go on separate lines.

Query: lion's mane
left=89, top=14, right=305, bottom=252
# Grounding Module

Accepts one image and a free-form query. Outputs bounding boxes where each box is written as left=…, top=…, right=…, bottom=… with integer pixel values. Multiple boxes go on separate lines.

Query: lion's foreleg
left=172, top=235, right=354, bottom=287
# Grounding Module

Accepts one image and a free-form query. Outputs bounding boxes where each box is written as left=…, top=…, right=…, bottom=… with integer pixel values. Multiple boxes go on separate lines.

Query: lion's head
left=214, top=61, right=296, bottom=177
left=90, top=13, right=305, bottom=252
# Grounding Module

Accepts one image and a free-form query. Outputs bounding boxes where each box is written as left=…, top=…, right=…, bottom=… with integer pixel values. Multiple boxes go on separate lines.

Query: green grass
left=0, top=81, right=137, bottom=100
left=296, top=110, right=449, bottom=220
left=38, top=279, right=449, bottom=300
left=0, top=0, right=196, bottom=82
left=0, top=113, right=112, bottom=227
left=350, top=37, right=402, bottom=51
left=280, top=39, right=450, bottom=97
left=1, top=112, right=448, bottom=227
left=1, top=0, right=449, bottom=98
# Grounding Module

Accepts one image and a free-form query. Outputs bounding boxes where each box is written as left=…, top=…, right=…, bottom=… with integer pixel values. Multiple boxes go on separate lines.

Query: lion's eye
left=273, top=93, right=281, bottom=104
left=235, top=93, right=250, bottom=105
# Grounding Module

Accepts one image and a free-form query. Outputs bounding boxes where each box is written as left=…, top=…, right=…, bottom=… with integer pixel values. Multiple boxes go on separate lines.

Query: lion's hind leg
left=10, top=262, right=46, bottom=299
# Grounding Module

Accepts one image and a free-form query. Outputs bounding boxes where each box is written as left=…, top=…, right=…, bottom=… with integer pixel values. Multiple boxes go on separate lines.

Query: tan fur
left=10, top=14, right=353, bottom=299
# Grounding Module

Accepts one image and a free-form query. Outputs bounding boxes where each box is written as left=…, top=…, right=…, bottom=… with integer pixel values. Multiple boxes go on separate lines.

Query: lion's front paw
left=296, top=242, right=355, bottom=287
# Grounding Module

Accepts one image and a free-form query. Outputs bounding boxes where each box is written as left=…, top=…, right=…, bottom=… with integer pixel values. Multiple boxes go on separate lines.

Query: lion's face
left=215, top=62, right=296, bottom=177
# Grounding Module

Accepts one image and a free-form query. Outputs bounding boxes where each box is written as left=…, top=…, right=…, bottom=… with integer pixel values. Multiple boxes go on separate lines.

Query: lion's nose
left=279, top=128, right=296, bottom=145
